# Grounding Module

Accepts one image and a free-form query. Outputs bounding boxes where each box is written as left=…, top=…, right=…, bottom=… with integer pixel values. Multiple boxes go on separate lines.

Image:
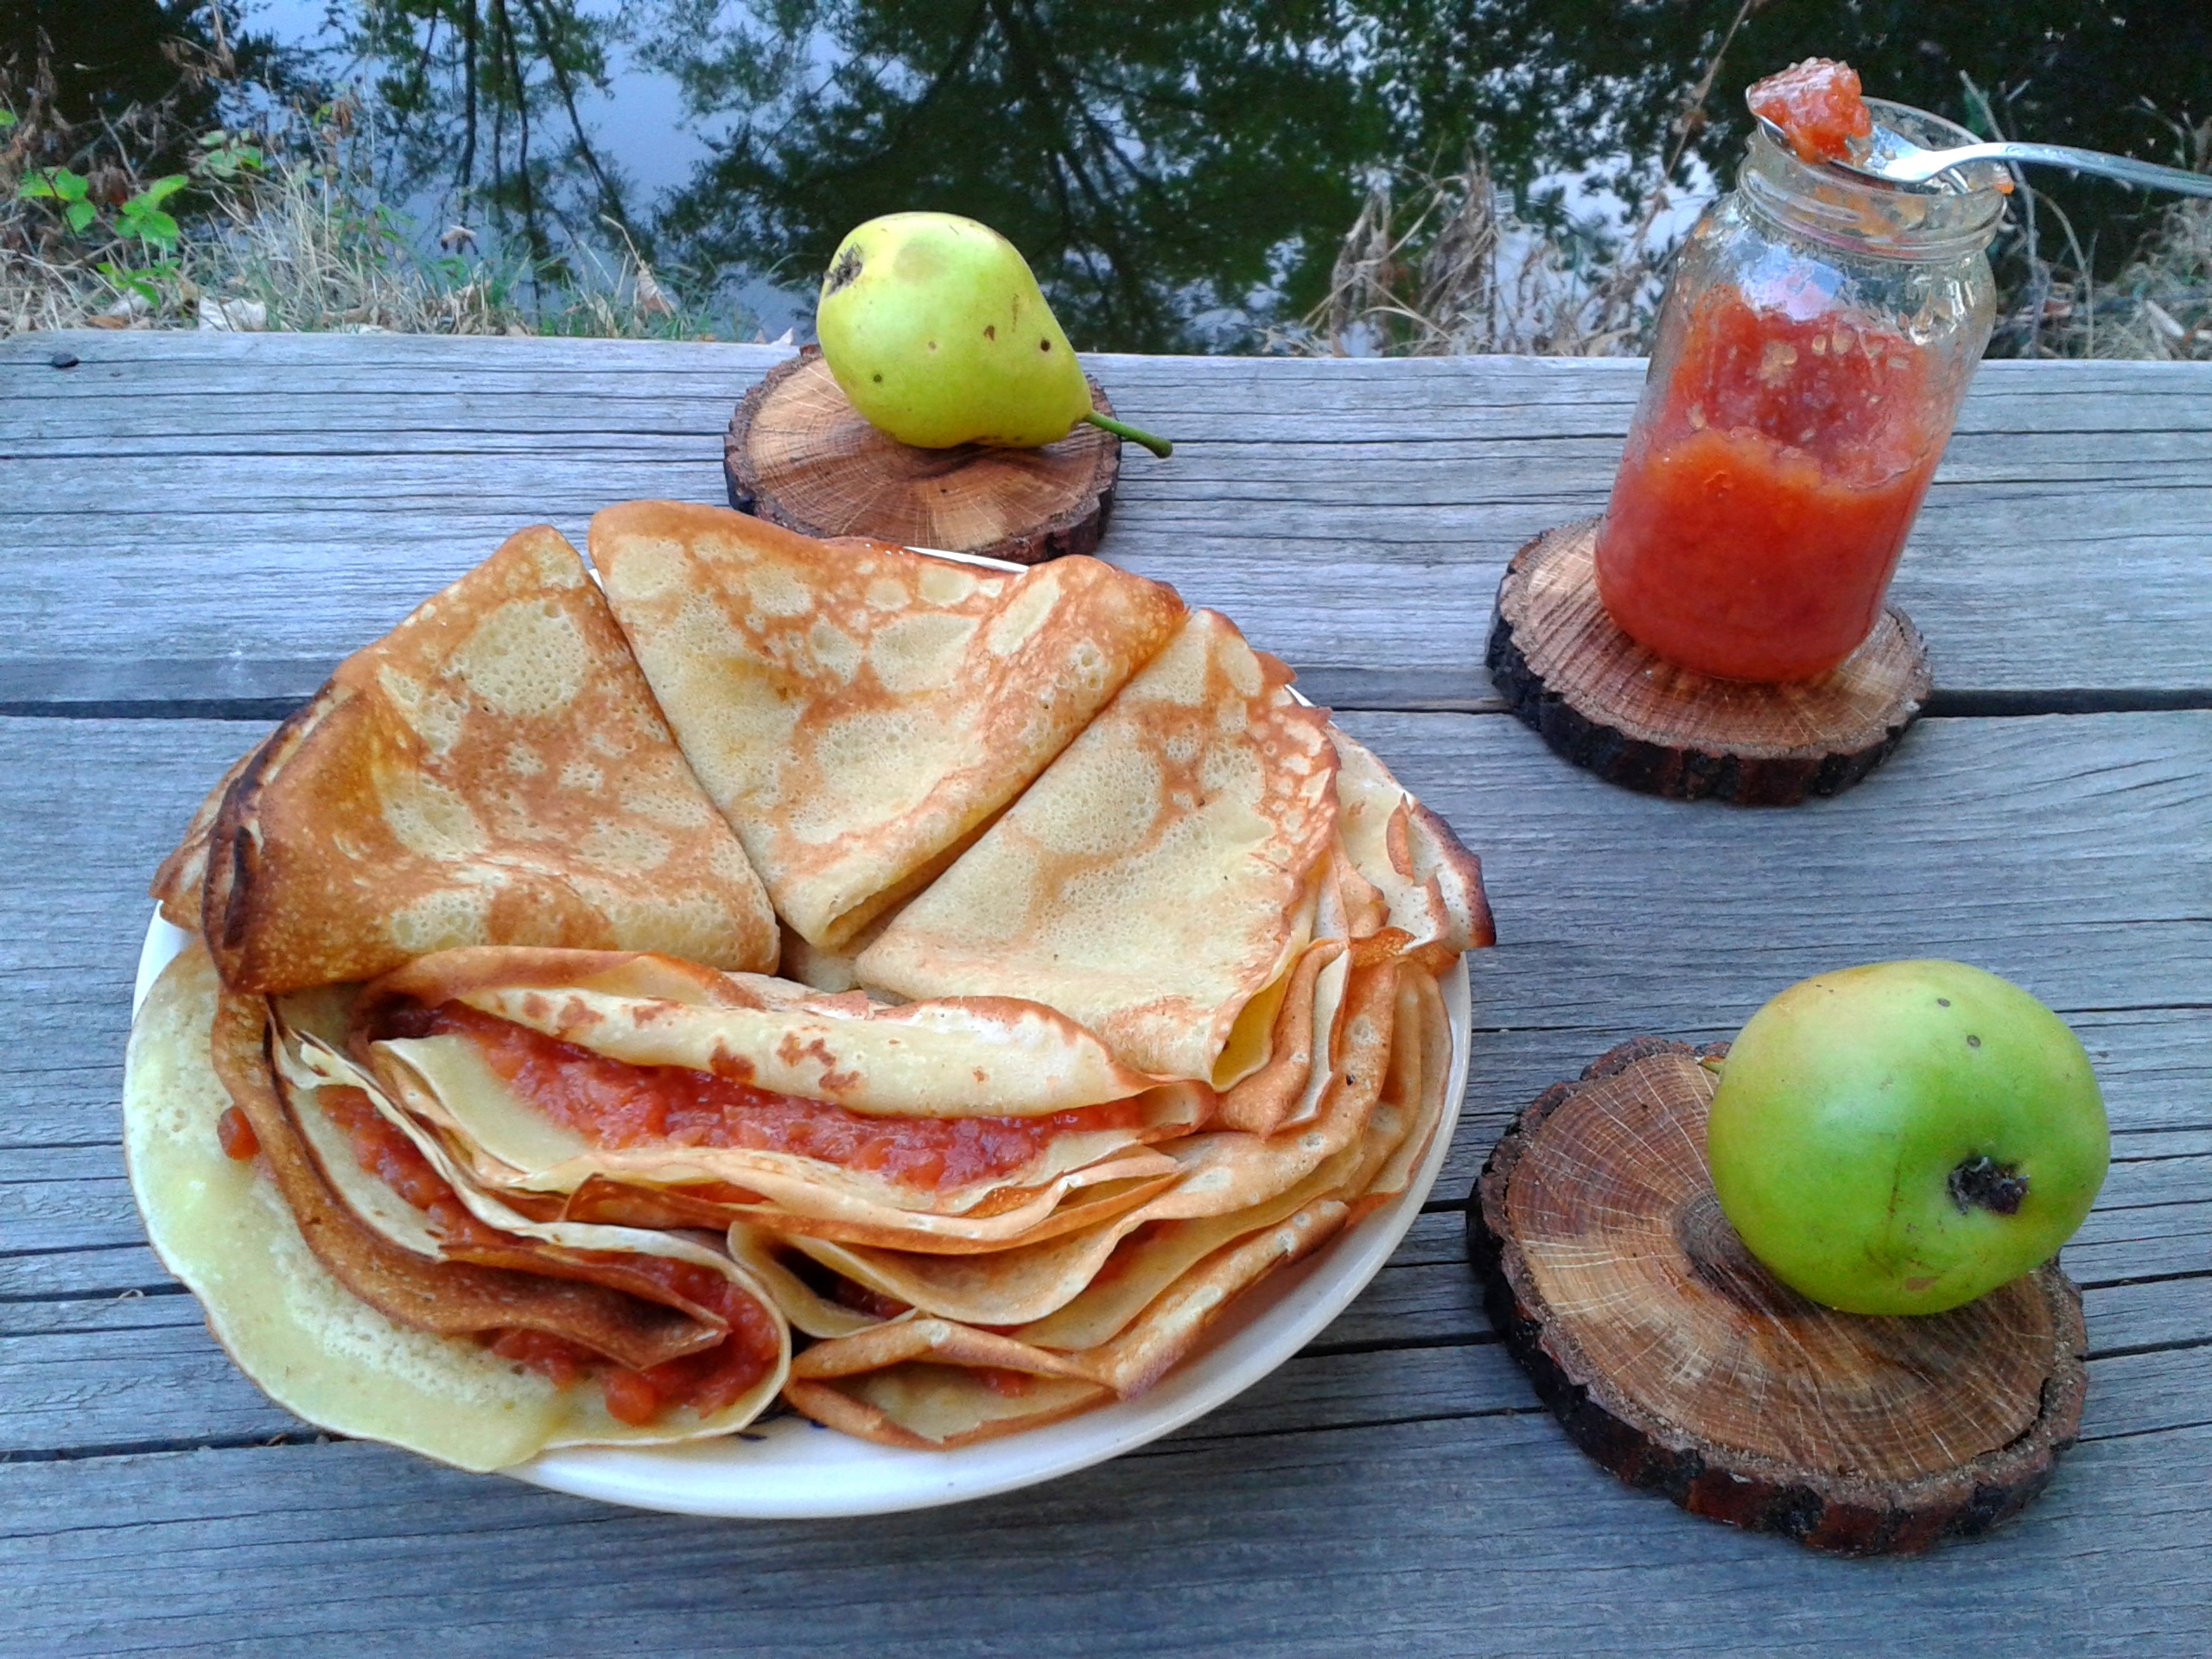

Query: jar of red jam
left=1593, top=83, right=2008, bottom=683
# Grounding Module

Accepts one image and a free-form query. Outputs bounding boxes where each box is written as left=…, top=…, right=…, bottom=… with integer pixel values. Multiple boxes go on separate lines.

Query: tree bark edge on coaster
left=1486, top=519, right=1934, bottom=805
left=724, top=346, right=1120, bottom=565
left=1468, top=1037, right=2088, bottom=1557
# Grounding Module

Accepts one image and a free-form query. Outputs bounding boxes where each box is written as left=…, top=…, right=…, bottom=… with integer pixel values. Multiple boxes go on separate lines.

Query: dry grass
left=1271, top=156, right=1669, bottom=358
left=1285, top=40, right=2212, bottom=363
left=1283, top=140, right=2212, bottom=365
left=2023, top=117, right=2212, bottom=362
left=1, top=138, right=720, bottom=340
left=1277, top=0, right=1758, bottom=359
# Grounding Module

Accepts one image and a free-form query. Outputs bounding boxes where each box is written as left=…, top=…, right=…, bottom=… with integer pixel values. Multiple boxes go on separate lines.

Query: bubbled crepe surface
left=368, top=947, right=1168, bottom=1117
left=200, top=525, right=779, bottom=994
left=588, top=500, right=1185, bottom=949
left=857, top=610, right=1340, bottom=1081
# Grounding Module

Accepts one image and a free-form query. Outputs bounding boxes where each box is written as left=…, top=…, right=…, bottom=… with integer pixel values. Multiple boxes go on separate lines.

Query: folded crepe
left=122, top=944, right=790, bottom=1473
left=184, top=524, right=779, bottom=994
left=1211, top=847, right=1389, bottom=1137
left=306, top=949, right=1209, bottom=1234
left=587, top=500, right=1185, bottom=949
left=856, top=608, right=1340, bottom=1083
left=152, top=747, right=257, bottom=931
left=761, top=951, right=1411, bottom=1331
left=769, top=957, right=1453, bottom=1449
left=1330, top=730, right=1494, bottom=969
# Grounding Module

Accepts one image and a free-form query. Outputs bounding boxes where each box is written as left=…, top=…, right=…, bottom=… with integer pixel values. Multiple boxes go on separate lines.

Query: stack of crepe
left=126, top=500, right=1490, bottom=1468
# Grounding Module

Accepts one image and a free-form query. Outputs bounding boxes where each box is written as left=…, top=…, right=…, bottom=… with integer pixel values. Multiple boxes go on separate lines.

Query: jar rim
left=1739, top=98, right=2007, bottom=262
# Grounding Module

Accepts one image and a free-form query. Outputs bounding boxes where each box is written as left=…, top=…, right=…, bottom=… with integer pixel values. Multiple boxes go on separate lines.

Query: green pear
left=815, top=213, right=1170, bottom=456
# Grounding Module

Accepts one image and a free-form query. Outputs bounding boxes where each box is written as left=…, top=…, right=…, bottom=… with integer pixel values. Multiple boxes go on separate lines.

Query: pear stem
left=1082, top=410, right=1173, bottom=459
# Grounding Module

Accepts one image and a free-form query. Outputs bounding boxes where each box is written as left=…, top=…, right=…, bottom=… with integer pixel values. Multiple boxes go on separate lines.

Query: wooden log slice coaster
left=1487, top=519, right=1933, bottom=804
left=724, top=346, right=1121, bottom=565
left=1468, top=1038, right=2086, bottom=1556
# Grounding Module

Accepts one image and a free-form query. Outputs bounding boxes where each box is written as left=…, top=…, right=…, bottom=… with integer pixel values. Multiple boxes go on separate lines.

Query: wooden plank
left=3, top=709, right=2205, bottom=1466
left=1306, top=1211, right=2212, bottom=1359
left=9, top=1189, right=2203, bottom=1464
left=1, top=1415, right=2205, bottom=1657
left=6, top=707, right=2204, bottom=1160
left=3, top=1225, right=2199, bottom=1471
left=3, top=334, right=2209, bottom=707
left=0, top=1245, right=168, bottom=1303
left=12, top=325, right=2210, bottom=407
left=0, top=718, right=255, bottom=1158
left=17, top=997, right=2202, bottom=1263
left=4, top=705, right=2201, bottom=1176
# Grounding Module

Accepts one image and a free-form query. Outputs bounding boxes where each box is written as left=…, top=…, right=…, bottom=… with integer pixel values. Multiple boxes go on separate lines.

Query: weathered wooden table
left=3, top=332, right=2206, bottom=1656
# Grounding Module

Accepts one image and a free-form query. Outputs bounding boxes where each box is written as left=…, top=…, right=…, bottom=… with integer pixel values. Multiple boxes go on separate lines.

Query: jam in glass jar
left=1592, top=94, right=2007, bottom=683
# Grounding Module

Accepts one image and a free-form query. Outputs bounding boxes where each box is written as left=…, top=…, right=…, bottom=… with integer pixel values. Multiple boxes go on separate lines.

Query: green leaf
left=98, top=261, right=161, bottom=306
left=0, top=109, right=17, bottom=128
left=135, top=175, right=190, bottom=209
left=121, top=206, right=181, bottom=248
left=65, top=199, right=97, bottom=233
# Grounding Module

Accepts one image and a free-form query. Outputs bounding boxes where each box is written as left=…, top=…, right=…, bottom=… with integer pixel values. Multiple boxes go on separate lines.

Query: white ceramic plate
left=133, top=542, right=1466, bottom=1517
left=132, top=914, right=1466, bottom=1518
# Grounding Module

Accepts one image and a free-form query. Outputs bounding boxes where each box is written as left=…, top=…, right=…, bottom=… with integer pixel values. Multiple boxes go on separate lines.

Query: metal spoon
left=1751, top=111, right=2212, bottom=198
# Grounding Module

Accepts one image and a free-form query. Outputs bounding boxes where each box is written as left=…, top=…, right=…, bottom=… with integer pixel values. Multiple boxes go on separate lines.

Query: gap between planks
left=9, top=682, right=2212, bottom=721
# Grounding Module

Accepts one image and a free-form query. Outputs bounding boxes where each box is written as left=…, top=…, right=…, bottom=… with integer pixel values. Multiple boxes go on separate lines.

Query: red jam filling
left=216, top=1104, right=260, bottom=1161
left=416, top=1001, right=1150, bottom=1195
left=315, top=1083, right=776, bottom=1425
left=1748, top=58, right=1872, bottom=164
left=1594, top=282, right=1940, bottom=682
left=487, top=1265, right=780, bottom=1427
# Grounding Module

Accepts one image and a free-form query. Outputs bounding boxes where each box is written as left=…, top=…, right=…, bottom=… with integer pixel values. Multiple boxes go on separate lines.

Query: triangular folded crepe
left=194, top=526, right=779, bottom=994
left=856, top=609, right=1340, bottom=1082
left=587, top=500, right=1185, bottom=948
left=779, top=1196, right=1351, bottom=1447
left=1212, top=847, right=1389, bottom=1136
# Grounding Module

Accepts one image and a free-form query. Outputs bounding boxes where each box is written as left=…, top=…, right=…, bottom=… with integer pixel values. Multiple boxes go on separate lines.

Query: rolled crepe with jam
left=266, top=944, right=1437, bottom=1451
left=327, top=949, right=1211, bottom=1248
left=774, top=960, right=1456, bottom=1449
left=124, top=945, right=791, bottom=1472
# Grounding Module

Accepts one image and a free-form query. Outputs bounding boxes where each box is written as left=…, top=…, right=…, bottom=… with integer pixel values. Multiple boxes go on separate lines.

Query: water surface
left=30, top=1, right=2212, bottom=351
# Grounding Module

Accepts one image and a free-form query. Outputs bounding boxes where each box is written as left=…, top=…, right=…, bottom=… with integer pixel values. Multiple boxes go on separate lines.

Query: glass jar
left=1592, top=101, right=2007, bottom=683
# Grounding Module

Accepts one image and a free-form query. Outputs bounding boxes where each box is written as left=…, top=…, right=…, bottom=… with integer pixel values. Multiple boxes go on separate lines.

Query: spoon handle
left=1935, top=141, right=2212, bottom=199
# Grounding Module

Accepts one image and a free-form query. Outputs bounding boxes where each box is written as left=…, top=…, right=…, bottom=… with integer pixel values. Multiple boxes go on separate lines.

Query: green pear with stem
left=815, top=213, right=1171, bottom=457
